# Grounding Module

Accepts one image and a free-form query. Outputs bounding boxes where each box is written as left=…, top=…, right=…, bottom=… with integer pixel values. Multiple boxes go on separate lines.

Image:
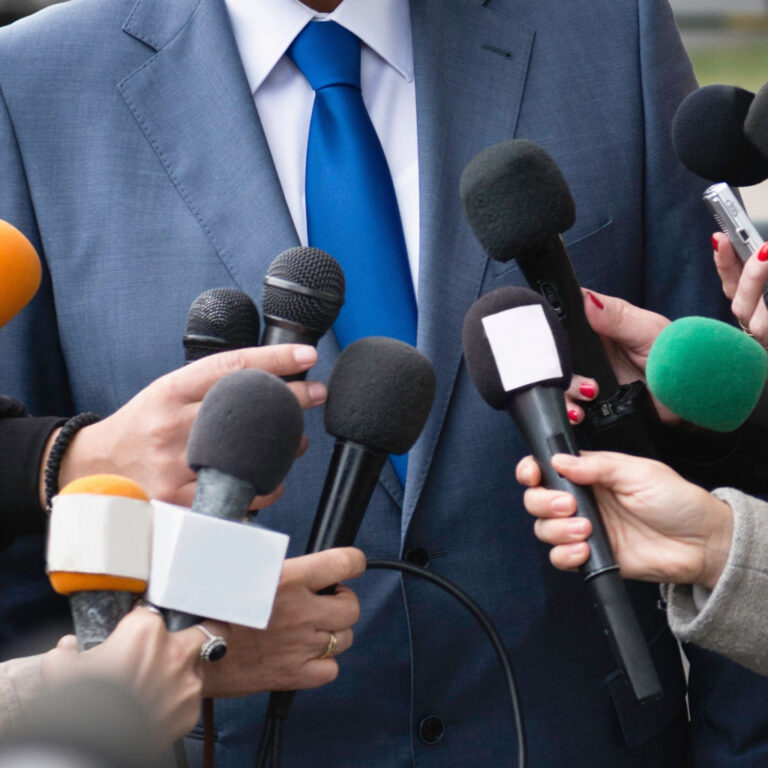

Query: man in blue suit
left=1, top=0, right=766, bottom=765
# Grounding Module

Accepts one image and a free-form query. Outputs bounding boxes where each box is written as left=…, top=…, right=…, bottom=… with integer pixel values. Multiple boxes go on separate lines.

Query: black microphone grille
left=672, top=84, right=768, bottom=186
left=460, top=138, right=576, bottom=261
left=187, top=369, right=304, bottom=494
left=462, top=286, right=573, bottom=410
left=263, top=247, right=345, bottom=332
left=184, top=288, right=261, bottom=359
left=325, top=337, right=436, bottom=455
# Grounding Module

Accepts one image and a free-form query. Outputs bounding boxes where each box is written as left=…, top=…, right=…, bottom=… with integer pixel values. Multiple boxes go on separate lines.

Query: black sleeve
left=0, top=395, right=66, bottom=551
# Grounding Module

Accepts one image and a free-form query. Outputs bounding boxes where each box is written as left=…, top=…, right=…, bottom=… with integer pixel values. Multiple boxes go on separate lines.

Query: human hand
left=566, top=288, right=677, bottom=423
left=201, top=547, right=366, bottom=698
left=515, top=451, right=733, bottom=589
left=713, top=232, right=768, bottom=345
left=42, top=345, right=326, bottom=509
left=40, top=606, right=223, bottom=750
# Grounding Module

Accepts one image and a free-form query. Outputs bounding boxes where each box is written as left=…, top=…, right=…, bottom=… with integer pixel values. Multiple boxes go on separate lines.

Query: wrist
left=697, top=496, right=734, bottom=590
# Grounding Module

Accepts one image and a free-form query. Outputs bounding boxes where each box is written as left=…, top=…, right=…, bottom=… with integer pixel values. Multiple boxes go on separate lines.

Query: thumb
left=583, top=289, right=668, bottom=353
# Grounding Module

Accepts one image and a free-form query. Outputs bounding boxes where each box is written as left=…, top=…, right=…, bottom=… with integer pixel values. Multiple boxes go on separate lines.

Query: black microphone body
left=513, top=239, right=619, bottom=393
left=508, top=385, right=660, bottom=702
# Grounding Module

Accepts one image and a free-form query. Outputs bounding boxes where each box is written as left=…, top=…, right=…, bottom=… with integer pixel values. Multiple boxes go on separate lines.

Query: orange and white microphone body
left=0, top=218, right=41, bottom=329
left=47, top=475, right=152, bottom=650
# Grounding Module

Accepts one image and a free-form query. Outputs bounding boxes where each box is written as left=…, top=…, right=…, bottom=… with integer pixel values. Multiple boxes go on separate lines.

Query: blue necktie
left=289, top=21, right=417, bottom=485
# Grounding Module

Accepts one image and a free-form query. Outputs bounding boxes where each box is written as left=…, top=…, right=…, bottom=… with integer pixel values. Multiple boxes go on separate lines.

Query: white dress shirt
left=223, top=0, right=421, bottom=293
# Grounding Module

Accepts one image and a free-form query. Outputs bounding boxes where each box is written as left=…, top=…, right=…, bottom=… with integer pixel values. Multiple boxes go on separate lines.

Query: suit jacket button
left=418, top=715, right=445, bottom=744
left=403, top=546, right=430, bottom=568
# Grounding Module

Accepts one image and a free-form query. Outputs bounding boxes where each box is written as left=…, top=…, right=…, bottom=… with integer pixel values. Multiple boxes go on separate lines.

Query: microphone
left=0, top=219, right=42, bottom=329
left=261, top=246, right=345, bottom=379
left=462, top=285, right=662, bottom=703
left=672, top=84, right=768, bottom=187
left=646, top=316, right=768, bottom=432
left=308, top=336, right=435, bottom=554
left=460, top=139, right=657, bottom=455
left=165, top=368, right=303, bottom=632
left=745, top=80, right=768, bottom=160
left=183, top=287, right=261, bottom=363
left=672, top=84, right=767, bottom=263
left=47, top=475, right=152, bottom=650
left=263, top=336, right=435, bottom=735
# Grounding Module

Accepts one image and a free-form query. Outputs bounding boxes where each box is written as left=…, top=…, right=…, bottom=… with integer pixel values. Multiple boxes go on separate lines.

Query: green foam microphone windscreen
left=646, top=316, right=768, bottom=432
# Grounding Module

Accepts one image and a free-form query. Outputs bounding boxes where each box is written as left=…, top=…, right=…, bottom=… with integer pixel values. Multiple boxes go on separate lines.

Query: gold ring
left=739, top=320, right=754, bottom=336
left=318, top=631, right=339, bottom=659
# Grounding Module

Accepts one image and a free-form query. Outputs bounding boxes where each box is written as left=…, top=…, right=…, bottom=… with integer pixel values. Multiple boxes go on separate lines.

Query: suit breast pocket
left=483, top=217, right=615, bottom=287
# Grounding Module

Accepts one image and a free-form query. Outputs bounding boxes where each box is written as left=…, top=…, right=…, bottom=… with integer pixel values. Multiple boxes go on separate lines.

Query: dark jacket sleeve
left=0, top=395, right=65, bottom=551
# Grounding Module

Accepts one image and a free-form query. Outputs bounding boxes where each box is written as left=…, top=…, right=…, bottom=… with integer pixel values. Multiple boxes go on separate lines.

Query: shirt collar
left=224, top=0, right=414, bottom=95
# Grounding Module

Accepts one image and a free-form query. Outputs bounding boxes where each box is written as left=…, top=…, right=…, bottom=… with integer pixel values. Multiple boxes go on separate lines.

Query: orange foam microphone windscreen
left=0, top=219, right=42, bottom=328
left=48, top=474, right=150, bottom=595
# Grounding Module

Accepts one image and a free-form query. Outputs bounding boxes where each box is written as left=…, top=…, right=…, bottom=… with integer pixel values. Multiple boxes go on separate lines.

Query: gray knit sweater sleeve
left=661, top=487, right=768, bottom=675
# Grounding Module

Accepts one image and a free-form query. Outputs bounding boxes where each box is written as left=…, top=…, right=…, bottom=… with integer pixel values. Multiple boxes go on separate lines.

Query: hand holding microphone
left=463, top=286, right=661, bottom=702
left=516, top=451, right=734, bottom=589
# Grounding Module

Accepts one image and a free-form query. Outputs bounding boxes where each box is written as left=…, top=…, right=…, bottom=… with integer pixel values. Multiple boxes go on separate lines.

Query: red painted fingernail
left=567, top=409, right=580, bottom=423
left=712, top=234, right=719, bottom=253
left=758, top=243, right=768, bottom=262
left=578, top=383, right=595, bottom=399
left=586, top=291, right=604, bottom=310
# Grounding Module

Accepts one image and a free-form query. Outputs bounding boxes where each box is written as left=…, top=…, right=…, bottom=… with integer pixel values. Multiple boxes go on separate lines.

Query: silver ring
left=194, top=624, right=228, bottom=663
left=137, top=600, right=163, bottom=617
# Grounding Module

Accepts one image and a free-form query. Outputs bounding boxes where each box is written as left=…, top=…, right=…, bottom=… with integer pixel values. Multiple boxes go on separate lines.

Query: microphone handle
left=261, top=319, right=323, bottom=381
left=266, top=442, right=387, bottom=723
left=507, top=384, right=661, bottom=702
left=166, top=468, right=255, bottom=632
left=70, top=590, right=134, bottom=650
left=515, top=239, right=619, bottom=397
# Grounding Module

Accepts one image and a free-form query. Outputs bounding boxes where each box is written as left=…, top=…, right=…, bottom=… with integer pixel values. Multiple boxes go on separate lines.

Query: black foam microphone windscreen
left=262, top=246, right=345, bottom=347
left=462, top=286, right=661, bottom=703
left=183, top=287, right=261, bottom=362
left=672, top=84, right=768, bottom=186
left=187, top=368, right=303, bottom=497
left=324, top=336, right=436, bottom=455
left=460, top=138, right=576, bottom=261
left=745, top=80, right=768, bottom=160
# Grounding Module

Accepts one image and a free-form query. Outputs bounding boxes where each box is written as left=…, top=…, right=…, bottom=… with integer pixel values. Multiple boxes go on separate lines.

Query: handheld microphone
left=165, top=368, right=303, bottom=632
left=460, top=139, right=657, bottom=455
left=672, top=85, right=767, bottom=263
left=261, top=246, right=345, bottom=379
left=0, top=219, right=42, bottom=329
left=745, top=80, right=768, bottom=160
left=183, top=287, right=261, bottom=363
left=672, top=84, right=768, bottom=187
left=263, top=337, right=435, bottom=732
left=462, top=286, right=662, bottom=703
left=646, top=316, right=768, bottom=432
left=47, top=475, right=152, bottom=650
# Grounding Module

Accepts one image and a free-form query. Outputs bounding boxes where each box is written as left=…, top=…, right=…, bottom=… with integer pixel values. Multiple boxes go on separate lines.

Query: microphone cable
left=254, top=559, right=527, bottom=768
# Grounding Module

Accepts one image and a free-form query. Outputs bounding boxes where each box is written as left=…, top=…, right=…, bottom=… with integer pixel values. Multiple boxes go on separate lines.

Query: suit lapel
left=402, top=0, right=534, bottom=534
left=119, top=0, right=406, bottom=509
left=118, top=0, right=298, bottom=303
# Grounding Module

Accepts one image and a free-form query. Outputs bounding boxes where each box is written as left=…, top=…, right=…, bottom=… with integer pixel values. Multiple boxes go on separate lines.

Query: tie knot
left=288, top=21, right=361, bottom=92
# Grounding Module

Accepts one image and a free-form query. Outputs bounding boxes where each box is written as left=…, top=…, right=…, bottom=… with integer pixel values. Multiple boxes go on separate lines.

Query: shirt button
left=418, top=715, right=445, bottom=745
left=403, top=546, right=430, bottom=568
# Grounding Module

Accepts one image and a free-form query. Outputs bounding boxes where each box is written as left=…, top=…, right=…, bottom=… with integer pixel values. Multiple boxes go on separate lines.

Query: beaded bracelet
left=44, top=412, right=101, bottom=511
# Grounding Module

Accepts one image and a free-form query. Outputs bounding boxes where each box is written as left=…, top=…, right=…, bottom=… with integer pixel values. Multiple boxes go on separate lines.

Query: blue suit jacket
left=0, top=0, right=764, bottom=765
